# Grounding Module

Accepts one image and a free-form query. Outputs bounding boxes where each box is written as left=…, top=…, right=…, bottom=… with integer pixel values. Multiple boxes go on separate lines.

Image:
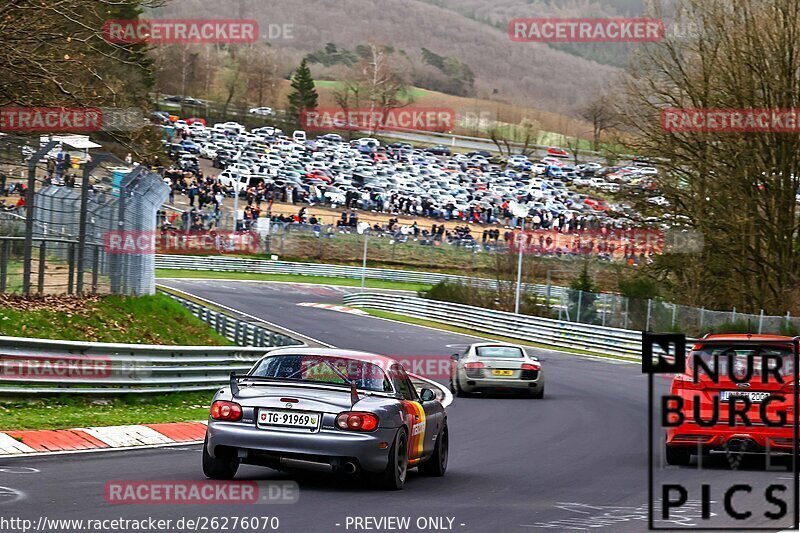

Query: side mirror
left=419, top=388, right=436, bottom=402
left=451, top=353, right=459, bottom=360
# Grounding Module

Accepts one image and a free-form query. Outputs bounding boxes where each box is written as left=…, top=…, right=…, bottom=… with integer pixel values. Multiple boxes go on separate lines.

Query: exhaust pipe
left=342, top=462, right=357, bottom=474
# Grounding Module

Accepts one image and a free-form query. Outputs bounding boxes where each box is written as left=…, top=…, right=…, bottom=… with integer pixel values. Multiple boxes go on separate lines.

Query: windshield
left=249, top=354, right=393, bottom=392
left=475, top=346, right=525, bottom=358
left=690, top=345, right=795, bottom=379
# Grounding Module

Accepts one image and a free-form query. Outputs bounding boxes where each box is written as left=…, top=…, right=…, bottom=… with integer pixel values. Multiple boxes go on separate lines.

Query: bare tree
left=620, top=0, right=800, bottom=313
left=488, top=118, right=540, bottom=158
left=334, top=43, right=411, bottom=135
left=580, top=93, right=618, bottom=152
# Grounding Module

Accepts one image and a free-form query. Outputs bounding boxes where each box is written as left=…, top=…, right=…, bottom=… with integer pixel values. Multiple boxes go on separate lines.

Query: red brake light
left=336, top=411, right=379, bottom=432
left=521, top=363, right=540, bottom=371
left=210, top=400, right=243, bottom=421
left=465, top=362, right=484, bottom=369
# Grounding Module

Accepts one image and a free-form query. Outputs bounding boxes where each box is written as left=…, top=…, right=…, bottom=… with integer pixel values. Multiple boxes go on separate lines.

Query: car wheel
left=418, top=423, right=448, bottom=477
left=454, top=374, right=471, bottom=398
left=665, top=445, right=691, bottom=466
left=528, top=384, right=544, bottom=399
left=202, top=435, right=239, bottom=480
left=376, top=428, right=408, bottom=490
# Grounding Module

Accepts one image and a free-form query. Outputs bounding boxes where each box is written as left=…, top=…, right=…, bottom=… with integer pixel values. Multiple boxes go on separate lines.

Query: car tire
left=202, top=435, right=239, bottom=480
left=528, top=384, right=545, bottom=399
left=418, top=423, right=448, bottom=477
left=454, top=375, right=471, bottom=398
left=665, top=445, right=691, bottom=466
left=376, top=428, right=408, bottom=490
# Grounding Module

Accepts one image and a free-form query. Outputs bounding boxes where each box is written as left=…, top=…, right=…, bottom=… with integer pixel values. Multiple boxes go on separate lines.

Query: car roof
left=264, top=347, right=398, bottom=365
left=702, top=334, right=794, bottom=341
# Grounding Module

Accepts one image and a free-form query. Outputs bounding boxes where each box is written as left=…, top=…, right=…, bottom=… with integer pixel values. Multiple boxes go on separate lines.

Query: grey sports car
left=449, top=342, right=545, bottom=398
left=203, top=348, right=448, bottom=490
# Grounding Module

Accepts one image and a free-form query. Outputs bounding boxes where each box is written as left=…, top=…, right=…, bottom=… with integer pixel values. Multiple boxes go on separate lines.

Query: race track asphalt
left=0, top=279, right=795, bottom=533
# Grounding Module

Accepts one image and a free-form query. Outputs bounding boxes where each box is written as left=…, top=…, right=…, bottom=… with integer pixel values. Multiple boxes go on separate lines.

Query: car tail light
left=465, top=362, right=484, bottom=369
left=521, top=363, right=540, bottom=371
left=336, top=412, right=379, bottom=432
left=210, top=400, right=242, bottom=421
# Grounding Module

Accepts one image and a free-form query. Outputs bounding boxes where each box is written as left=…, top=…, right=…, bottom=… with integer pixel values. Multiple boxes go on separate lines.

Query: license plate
left=258, top=409, right=320, bottom=429
left=720, top=391, right=771, bottom=403
left=491, top=369, right=514, bottom=376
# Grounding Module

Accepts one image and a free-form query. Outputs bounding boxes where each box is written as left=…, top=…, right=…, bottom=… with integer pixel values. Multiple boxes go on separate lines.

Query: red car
left=185, top=117, right=207, bottom=126
left=583, top=198, right=609, bottom=211
left=547, top=147, right=569, bottom=158
left=665, top=334, right=796, bottom=466
left=304, top=170, right=332, bottom=184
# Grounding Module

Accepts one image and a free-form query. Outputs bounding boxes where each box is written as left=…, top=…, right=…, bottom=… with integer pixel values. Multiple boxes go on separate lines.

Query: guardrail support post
left=645, top=298, right=652, bottom=331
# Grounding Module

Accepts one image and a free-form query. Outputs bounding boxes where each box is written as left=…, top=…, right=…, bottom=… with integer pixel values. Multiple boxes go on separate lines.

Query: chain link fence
left=556, top=289, right=799, bottom=336
left=0, top=134, right=168, bottom=295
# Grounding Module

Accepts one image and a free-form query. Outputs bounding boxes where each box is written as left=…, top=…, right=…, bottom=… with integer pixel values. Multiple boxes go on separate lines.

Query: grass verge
left=0, top=392, right=211, bottom=431
left=156, top=269, right=432, bottom=292
left=359, top=308, right=638, bottom=362
left=0, top=293, right=232, bottom=345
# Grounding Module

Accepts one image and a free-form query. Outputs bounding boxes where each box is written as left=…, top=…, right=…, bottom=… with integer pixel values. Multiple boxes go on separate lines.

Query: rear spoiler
left=229, top=372, right=370, bottom=405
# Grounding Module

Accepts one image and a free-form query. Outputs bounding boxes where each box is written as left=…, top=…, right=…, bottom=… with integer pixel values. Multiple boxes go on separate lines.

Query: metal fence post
left=671, top=304, right=677, bottom=329
left=758, top=309, right=764, bottom=334
left=22, top=141, right=57, bottom=295
left=699, top=307, right=705, bottom=331
left=624, top=297, right=629, bottom=330
left=731, top=307, right=736, bottom=323
left=67, top=243, right=75, bottom=295
left=92, top=245, right=100, bottom=293
left=0, top=240, right=7, bottom=293
left=646, top=299, right=652, bottom=331
left=601, top=294, right=606, bottom=327
left=37, top=240, right=46, bottom=294
left=576, top=290, right=582, bottom=323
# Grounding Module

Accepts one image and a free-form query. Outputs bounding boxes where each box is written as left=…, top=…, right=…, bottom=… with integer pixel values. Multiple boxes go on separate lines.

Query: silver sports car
left=449, top=342, right=545, bottom=398
left=203, top=348, right=448, bottom=490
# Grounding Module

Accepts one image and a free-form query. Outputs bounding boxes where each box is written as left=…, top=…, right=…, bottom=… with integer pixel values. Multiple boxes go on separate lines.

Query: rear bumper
left=206, top=421, right=396, bottom=473
left=459, top=370, right=544, bottom=392
left=666, top=421, right=798, bottom=452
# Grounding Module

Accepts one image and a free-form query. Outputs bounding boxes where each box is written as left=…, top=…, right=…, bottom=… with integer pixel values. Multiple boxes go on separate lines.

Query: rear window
left=250, top=354, right=393, bottom=392
left=475, top=346, right=525, bottom=358
left=691, top=345, right=795, bottom=378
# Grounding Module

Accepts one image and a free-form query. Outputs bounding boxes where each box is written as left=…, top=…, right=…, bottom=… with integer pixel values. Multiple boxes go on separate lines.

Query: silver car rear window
left=251, top=354, right=393, bottom=392
left=476, top=346, right=525, bottom=358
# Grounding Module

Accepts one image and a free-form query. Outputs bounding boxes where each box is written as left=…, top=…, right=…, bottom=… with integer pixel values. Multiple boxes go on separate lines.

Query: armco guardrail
left=155, top=255, right=567, bottom=299
left=343, top=292, right=646, bottom=358
left=162, top=290, right=304, bottom=348
left=0, top=338, right=275, bottom=394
